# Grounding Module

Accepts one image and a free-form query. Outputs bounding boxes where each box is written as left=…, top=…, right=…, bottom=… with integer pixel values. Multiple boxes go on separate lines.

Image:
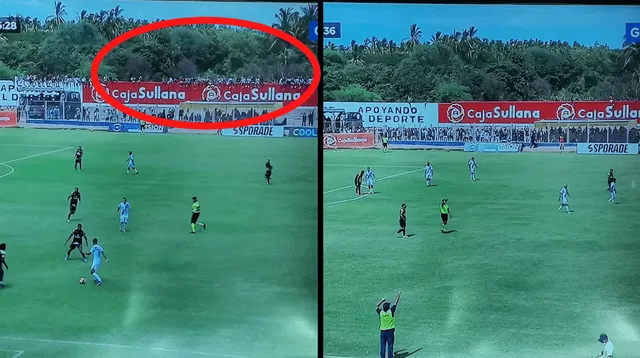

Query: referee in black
left=355, top=170, right=364, bottom=195
left=607, top=169, right=614, bottom=190
left=376, top=290, right=401, bottom=358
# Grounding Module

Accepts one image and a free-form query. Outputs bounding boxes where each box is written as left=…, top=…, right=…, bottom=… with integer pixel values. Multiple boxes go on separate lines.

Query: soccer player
left=557, top=184, right=571, bottom=213
left=468, top=157, right=477, bottom=181
left=190, top=196, right=206, bottom=234
left=126, top=151, right=139, bottom=174
left=365, top=167, right=376, bottom=194
left=265, top=159, right=273, bottom=185
left=607, top=169, right=614, bottom=190
left=67, top=187, right=81, bottom=222
left=86, top=238, right=108, bottom=286
left=74, top=146, right=83, bottom=171
left=140, top=120, right=146, bottom=135
left=425, top=162, right=434, bottom=186
left=559, top=135, right=565, bottom=152
left=117, top=197, right=131, bottom=232
left=440, top=198, right=451, bottom=233
left=382, top=133, right=389, bottom=153
left=354, top=170, right=364, bottom=196
left=608, top=178, right=617, bottom=203
left=397, top=204, right=407, bottom=238
left=0, top=243, right=7, bottom=288
left=65, top=224, right=88, bottom=262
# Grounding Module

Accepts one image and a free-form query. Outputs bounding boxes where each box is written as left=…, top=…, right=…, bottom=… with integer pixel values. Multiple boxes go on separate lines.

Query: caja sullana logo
left=91, top=83, right=107, bottom=103
left=202, top=85, right=221, bottom=102
left=112, top=123, right=122, bottom=132
left=323, top=134, right=337, bottom=148
left=446, top=103, right=465, bottom=123
left=556, top=103, right=576, bottom=120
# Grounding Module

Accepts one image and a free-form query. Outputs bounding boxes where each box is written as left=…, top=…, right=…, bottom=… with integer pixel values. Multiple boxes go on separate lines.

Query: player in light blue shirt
left=425, top=162, right=434, bottom=187
left=469, top=157, right=477, bottom=181
left=365, top=167, right=376, bottom=195
left=117, top=197, right=131, bottom=232
left=126, top=151, right=139, bottom=175
left=86, top=238, right=108, bottom=286
left=557, top=185, right=571, bottom=213
left=608, top=178, right=617, bottom=203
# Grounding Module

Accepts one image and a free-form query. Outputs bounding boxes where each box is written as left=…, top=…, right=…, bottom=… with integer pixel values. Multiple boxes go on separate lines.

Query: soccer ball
left=78, top=277, right=86, bottom=284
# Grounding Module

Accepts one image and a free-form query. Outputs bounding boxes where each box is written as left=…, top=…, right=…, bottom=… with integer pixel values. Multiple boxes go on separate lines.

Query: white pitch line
left=323, top=168, right=423, bottom=195
left=324, top=168, right=423, bottom=206
left=0, top=350, right=24, bottom=358
left=0, top=146, right=74, bottom=165
left=12, top=351, right=24, bottom=358
left=324, top=164, right=421, bottom=169
left=0, top=336, right=247, bottom=358
left=0, top=163, right=15, bottom=180
left=0, top=144, right=68, bottom=148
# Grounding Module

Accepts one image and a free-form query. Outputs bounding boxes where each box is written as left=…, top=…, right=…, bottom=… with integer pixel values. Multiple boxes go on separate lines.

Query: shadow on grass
left=394, top=348, right=423, bottom=357
left=441, top=229, right=457, bottom=234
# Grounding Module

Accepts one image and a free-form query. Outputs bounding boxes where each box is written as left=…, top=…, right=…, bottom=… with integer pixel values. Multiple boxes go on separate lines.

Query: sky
left=324, top=3, right=639, bottom=49
left=2, top=0, right=312, bottom=26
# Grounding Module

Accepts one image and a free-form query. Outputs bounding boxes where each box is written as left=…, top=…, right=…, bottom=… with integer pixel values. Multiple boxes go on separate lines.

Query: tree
left=323, top=26, right=636, bottom=101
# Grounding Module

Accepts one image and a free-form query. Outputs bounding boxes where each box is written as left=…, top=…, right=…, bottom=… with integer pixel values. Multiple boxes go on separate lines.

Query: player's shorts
left=191, top=212, right=200, bottom=224
left=441, top=213, right=448, bottom=224
left=120, top=215, right=129, bottom=223
left=128, top=162, right=135, bottom=169
left=366, top=179, right=374, bottom=187
left=382, top=142, right=388, bottom=148
left=69, top=203, right=77, bottom=214
left=470, top=170, right=475, bottom=174
left=70, top=241, right=81, bottom=249
left=140, top=124, right=146, bottom=129
left=561, top=199, right=568, bottom=205
left=399, top=219, right=406, bottom=228
left=426, top=175, right=432, bottom=180
left=91, top=262, right=101, bottom=272
left=75, top=158, right=81, bottom=163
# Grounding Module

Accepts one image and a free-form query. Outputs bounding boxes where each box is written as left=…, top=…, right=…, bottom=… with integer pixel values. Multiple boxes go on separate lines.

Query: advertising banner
left=285, top=127, right=317, bottom=138
left=109, top=122, right=167, bottom=133
left=83, top=82, right=317, bottom=106
left=324, top=102, right=438, bottom=128
left=221, top=126, right=284, bottom=137
left=323, top=133, right=375, bottom=149
left=0, top=108, right=18, bottom=127
left=576, top=143, right=639, bottom=155
left=439, top=101, right=640, bottom=124
left=0, top=80, right=19, bottom=106
left=463, top=142, right=523, bottom=153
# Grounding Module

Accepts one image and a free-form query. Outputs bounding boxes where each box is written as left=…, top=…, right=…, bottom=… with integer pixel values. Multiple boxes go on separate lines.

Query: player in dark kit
left=355, top=170, right=364, bottom=195
left=67, top=187, right=81, bottom=222
left=265, top=159, right=273, bottom=185
left=397, top=203, right=407, bottom=238
left=74, top=146, right=83, bottom=171
left=0, top=243, right=7, bottom=288
left=65, top=224, right=88, bottom=262
left=607, top=169, right=614, bottom=190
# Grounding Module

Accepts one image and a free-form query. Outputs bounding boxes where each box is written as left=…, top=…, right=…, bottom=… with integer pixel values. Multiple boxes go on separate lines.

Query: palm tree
left=46, top=1, right=67, bottom=29
left=271, top=7, right=300, bottom=50
left=403, top=23, right=422, bottom=51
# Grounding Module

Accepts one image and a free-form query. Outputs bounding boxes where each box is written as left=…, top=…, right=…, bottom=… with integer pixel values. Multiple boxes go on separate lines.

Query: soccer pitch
left=0, top=129, right=318, bottom=358
left=324, top=149, right=640, bottom=358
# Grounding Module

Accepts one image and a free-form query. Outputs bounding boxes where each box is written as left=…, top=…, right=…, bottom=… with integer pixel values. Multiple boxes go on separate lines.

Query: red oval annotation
left=90, top=16, right=320, bottom=130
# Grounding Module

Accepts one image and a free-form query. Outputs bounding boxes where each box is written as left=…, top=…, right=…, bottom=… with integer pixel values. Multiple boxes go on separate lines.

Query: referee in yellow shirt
left=376, top=290, right=401, bottom=358
left=440, top=198, right=451, bottom=233
left=190, top=196, right=206, bottom=234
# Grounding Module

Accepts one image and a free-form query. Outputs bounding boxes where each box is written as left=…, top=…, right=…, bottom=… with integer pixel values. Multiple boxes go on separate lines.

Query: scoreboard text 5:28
left=0, top=17, right=20, bottom=33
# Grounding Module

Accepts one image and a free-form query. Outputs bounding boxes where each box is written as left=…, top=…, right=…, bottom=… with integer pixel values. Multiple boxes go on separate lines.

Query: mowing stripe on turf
left=0, top=336, right=247, bottom=358
left=325, top=164, right=422, bottom=169
left=324, top=168, right=424, bottom=206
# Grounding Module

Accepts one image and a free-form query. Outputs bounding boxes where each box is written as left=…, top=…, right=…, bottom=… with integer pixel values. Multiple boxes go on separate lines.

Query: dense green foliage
left=0, top=1, right=317, bottom=81
left=324, top=25, right=640, bottom=102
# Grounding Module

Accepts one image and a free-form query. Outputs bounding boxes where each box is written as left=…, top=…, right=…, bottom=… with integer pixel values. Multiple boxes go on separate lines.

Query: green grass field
left=323, top=149, right=640, bottom=358
left=0, top=129, right=317, bottom=358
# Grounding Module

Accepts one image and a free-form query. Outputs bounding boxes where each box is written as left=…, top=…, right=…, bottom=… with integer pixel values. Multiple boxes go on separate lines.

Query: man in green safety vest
left=376, top=290, right=401, bottom=358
